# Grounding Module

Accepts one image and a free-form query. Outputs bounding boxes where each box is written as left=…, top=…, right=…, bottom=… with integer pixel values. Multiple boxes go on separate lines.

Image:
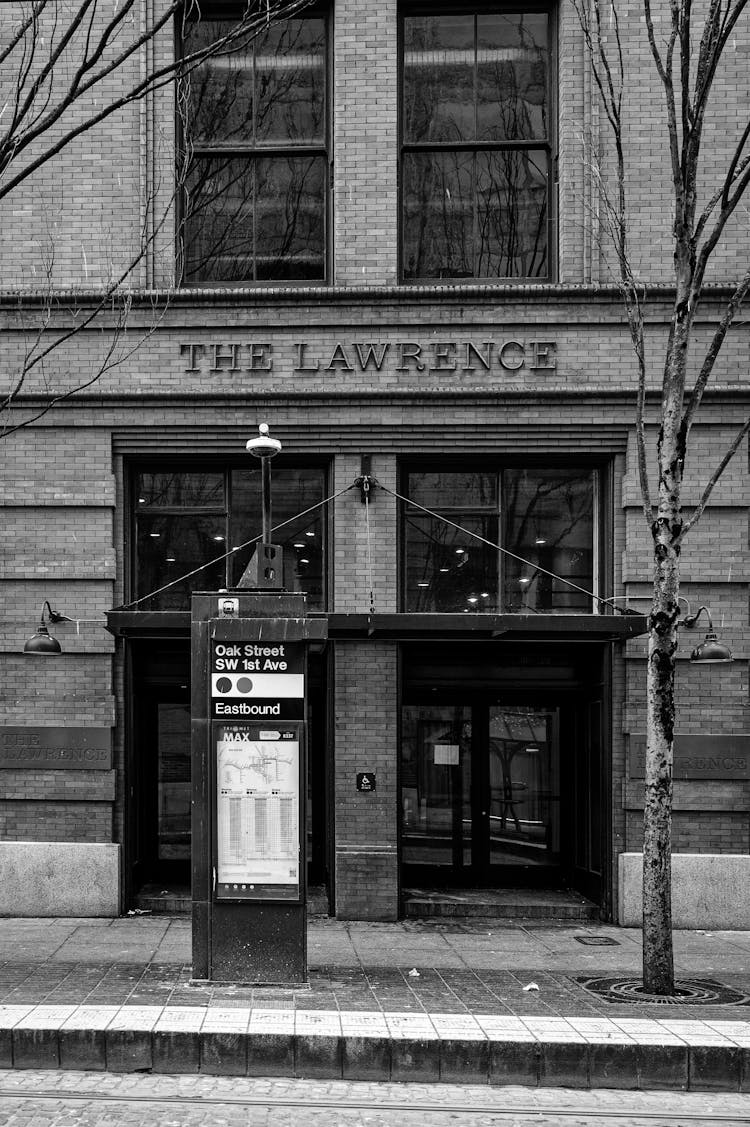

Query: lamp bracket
left=355, top=455, right=377, bottom=504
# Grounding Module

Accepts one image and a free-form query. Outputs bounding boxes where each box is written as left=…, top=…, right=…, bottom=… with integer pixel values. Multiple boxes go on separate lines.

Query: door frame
left=124, top=636, right=332, bottom=907
left=400, top=683, right=607, bottom=898
left=401, top=693, right=567, bottom=888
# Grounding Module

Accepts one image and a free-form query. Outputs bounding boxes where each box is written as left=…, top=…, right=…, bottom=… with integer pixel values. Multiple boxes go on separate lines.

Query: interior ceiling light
left=535, top=537, right=547, bottom=545
left=439, top=567, right=450, bottom=573
left=305, top=531, right=315, bottom=538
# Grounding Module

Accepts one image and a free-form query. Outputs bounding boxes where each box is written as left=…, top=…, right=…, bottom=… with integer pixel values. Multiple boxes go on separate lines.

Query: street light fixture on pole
left=239, top=422, right=284, bottom=589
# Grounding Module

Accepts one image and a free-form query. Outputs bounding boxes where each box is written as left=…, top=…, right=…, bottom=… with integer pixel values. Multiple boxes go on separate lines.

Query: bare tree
left=572, top=0, right=750, bottom=994
left=0, top=0, right=313, bottom=434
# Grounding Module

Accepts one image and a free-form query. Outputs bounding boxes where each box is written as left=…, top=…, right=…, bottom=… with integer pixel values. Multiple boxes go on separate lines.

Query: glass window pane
left=255, top=19, right=326, bottom=144
left=404, top=15, right=475, bottom=142
left=185, top=18, right=325, bottom=146
left=502, top=469, right=595, bottom=613
left=407, top=472, right=497, bottom=510
left=476, top=149, right=548, bottom=278
left=230, top=468, right=325, bottom=609
left=401, top=705, right=472, bottom=869
left=255, top=156, right=325, bottom=281
left=185, top=20, right=255, bottom=144
left=137, top=514, right=226, bottom=609
left=184, top=157, right=255, bottom=283
left=136, top=472, right=224, bottom=508
left=403, top=151, right=474, bottom=280
left=405, top=514, right=499, bottom=612
left=477, top=14, right=548, bottom=141
left=158, top=703, right=191, bottom=861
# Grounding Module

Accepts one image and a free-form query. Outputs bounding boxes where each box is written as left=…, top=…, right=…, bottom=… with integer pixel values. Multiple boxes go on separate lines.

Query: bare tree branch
left=0, top=0, right=315, bottom=202
left=681, top=414, right=750, bottom=538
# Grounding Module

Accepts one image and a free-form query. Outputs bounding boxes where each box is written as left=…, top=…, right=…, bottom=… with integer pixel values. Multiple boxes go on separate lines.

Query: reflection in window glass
left=402, top=10, right=550, bottom=281
left=502, top=469, right=594, bottom=613
left=401, top=705, right=472, bottom=868
left=184, top=154, right=325, bottom=284
left=230, top=468, right=325, bottom=605
left=409, top=472, right=497, bottom=510
left=137, top=513, right=226, bottom=609
left=134, top=466, right=326, bottom=611
left=182, top=16, right=326, bottom=283
left=403, top=468, right=596, bottom=613
left=405, top=515, right=499, bottom=612
left=136, top=472, right=224, bottom=508
left=158, top=703, right=192, bottom=861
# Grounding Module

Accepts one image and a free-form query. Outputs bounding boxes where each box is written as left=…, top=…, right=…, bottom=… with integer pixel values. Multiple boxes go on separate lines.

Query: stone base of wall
left=0, top=842, right=120, bottom=917
left=618, top=853, right=750, bottom=929
left=335, top=849, right=398, bottom=921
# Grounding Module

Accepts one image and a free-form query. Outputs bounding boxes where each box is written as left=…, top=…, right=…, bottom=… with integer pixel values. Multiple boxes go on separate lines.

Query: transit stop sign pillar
left=191, top=590, right=326, bottom=984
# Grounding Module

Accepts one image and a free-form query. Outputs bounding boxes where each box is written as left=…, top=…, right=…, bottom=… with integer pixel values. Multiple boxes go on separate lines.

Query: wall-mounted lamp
left=682, top=605, right=734, bottom=664
left=24, top=602, right=72, bottom=655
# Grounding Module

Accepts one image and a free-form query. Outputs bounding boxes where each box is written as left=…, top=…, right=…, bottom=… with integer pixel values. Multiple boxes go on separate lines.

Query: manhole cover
left=579, top=976, right=748, bottom=1005
left=574, top=936, right=620, bottom=946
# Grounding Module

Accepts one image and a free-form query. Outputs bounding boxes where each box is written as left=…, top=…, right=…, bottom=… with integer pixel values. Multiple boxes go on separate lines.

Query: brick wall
left=3, top=3, right=750, bottom=290
left=334, top=641, right=399, bottom=920
left=0, top=423, right=116, bottom=849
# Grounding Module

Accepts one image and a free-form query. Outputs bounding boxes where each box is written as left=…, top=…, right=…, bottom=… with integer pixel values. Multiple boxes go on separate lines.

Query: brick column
left=333, top=0, right=399, bottom=286
left=333, top=641, right=399, bottom=920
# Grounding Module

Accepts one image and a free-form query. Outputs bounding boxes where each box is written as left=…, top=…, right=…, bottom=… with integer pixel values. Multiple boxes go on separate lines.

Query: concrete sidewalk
left=1, top=915, right=750, bottom=1091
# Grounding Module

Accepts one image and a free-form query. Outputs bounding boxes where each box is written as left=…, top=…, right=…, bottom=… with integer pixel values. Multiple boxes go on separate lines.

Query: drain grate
left=579, top=976, right=749, bottom=1005
left=574, top=936, right=620, bottom=946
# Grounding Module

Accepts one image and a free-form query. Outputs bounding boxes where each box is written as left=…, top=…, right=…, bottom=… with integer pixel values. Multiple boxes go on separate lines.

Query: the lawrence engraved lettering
left=0, top=727, right=112, bottom=770
left=180, top=339, right=559, bottom=376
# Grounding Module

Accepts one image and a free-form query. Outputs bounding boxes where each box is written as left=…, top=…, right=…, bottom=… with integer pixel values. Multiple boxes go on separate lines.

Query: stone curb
left=0, top=1006, right=749, bottom=1091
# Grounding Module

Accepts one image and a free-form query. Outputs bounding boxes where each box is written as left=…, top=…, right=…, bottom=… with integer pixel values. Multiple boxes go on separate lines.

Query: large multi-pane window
left=134, top=466, right=326, bottom=609
left=403, top=467, right=597, bottom=613
left=402, top=8, right=552, bottom=280
left=181, top=13, right=327, bottom=283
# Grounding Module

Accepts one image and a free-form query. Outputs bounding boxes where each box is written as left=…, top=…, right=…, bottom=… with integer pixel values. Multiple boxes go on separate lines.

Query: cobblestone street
left=1, top=1070, right=750, bottom=1127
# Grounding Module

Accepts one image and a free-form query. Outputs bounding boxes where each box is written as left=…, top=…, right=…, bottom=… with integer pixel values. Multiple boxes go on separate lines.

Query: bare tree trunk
left=642, top=303, right=688, bottom=995
left=643, top=546, right=678, bottom=993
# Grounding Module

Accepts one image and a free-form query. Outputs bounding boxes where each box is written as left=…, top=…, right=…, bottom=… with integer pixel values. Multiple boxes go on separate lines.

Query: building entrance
left=127, top=639, right=329, bottom=908
left=401, top=702, right=562, bottom=885
left=400, top=643, right=609, bottom=902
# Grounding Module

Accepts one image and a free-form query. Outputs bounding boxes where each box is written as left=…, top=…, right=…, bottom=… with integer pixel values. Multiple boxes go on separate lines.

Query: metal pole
left=262, top=456, right=272, bottom=543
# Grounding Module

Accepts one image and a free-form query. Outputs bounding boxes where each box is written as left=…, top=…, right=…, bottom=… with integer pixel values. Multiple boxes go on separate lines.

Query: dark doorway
left=127, top=639, right=329, bottom=906
left=400, top=642, right=609, bottom=903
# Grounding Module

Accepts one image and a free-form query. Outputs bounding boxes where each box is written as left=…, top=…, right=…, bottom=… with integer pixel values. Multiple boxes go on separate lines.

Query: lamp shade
left=690, top=631, right=733, bottom=664
left=24, top=623, right=62, bottom=655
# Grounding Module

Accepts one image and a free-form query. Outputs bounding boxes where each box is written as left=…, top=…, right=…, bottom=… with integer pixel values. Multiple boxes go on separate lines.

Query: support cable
left=379, top=482, right=625, bottom=614
left=113, top=480, right=358, bottom=611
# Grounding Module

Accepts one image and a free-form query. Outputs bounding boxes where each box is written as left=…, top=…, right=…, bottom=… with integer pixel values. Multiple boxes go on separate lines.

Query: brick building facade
left=1, top=1, right=749, bottom=925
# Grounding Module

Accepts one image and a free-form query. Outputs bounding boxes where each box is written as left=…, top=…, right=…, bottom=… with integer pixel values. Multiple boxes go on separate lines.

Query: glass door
left=401, top=701, right=562, bottom=886
left=401, top=705, right=472, bottom=875
left=485, top=706, right=561, bottom=878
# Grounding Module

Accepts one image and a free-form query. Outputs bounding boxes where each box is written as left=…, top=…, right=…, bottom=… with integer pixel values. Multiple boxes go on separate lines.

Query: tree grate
left=578, top=976, right=749, bottom=1005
